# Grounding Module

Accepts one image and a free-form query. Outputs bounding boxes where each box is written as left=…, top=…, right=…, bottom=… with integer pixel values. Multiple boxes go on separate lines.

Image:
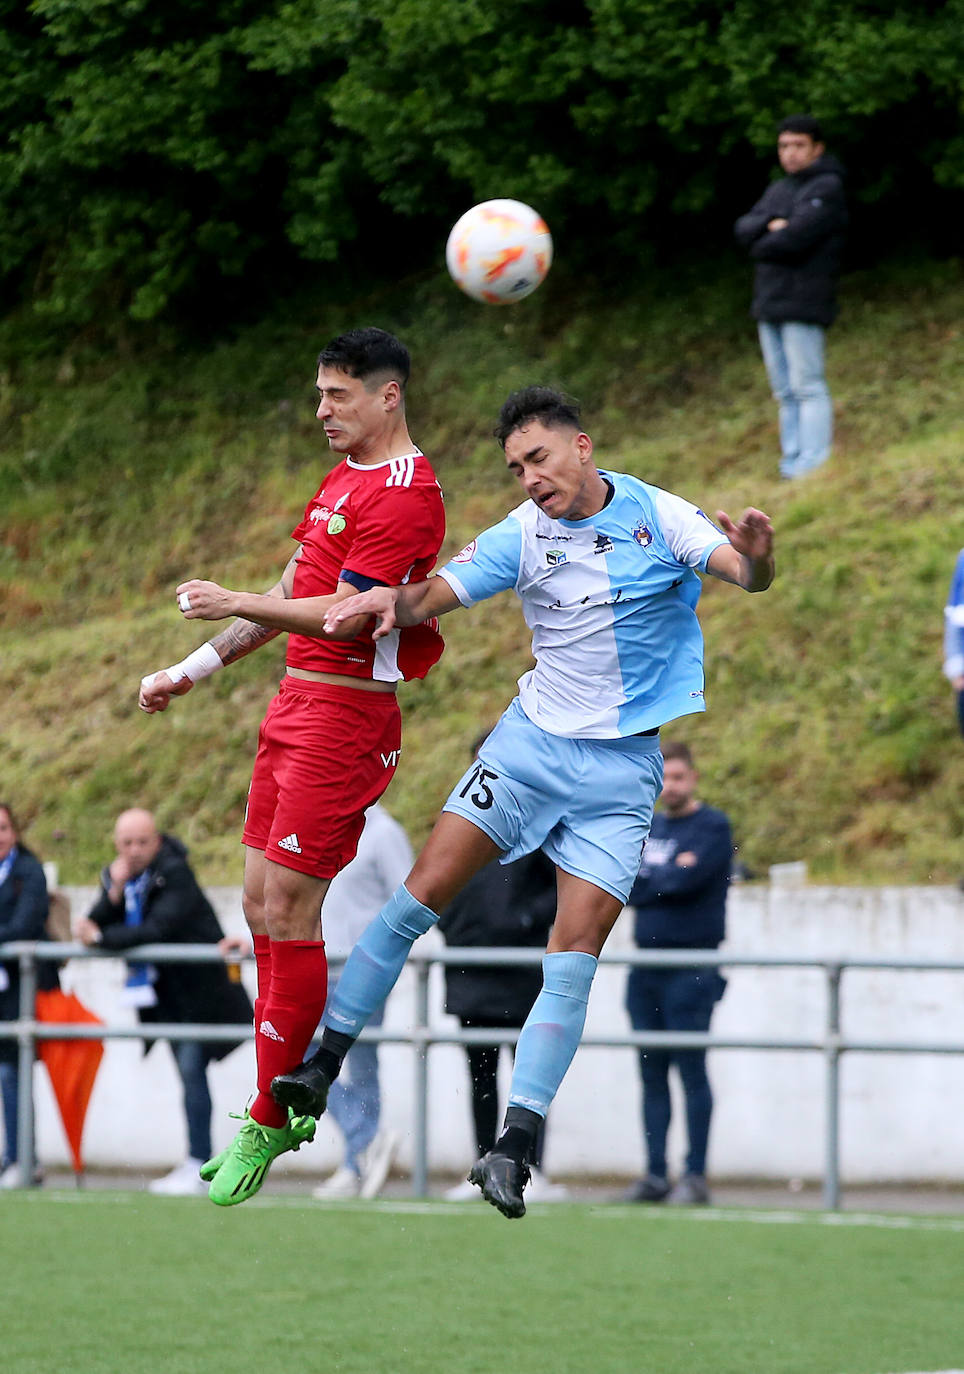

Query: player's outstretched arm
left=176, top=576, right=386, bottom=642
left=706, top=508, right=775, bottom=593
left=324, top=576, right=461, bottom=640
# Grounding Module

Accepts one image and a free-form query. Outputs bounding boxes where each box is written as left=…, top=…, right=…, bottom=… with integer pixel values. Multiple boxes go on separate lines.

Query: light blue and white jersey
left=944, top=549, right=964, bottom=681
left=438, top=470, right=729, bottom=739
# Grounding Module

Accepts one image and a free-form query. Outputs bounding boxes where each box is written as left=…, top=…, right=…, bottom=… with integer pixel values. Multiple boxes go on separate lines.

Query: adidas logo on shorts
left=277, top=833, right=302, bottom=854
left=259, top=1020, right=285, bottom=1043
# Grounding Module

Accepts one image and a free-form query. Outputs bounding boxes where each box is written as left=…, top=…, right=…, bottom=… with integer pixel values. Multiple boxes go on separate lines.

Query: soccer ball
left=445, top=199, right=552, bottom=305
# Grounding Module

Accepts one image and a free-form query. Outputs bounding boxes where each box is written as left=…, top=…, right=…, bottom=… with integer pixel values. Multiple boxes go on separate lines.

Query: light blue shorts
left=442, top=697, right=664, bottom=903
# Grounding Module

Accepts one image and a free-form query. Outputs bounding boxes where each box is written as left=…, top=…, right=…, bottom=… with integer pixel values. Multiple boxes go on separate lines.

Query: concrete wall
left=30, top=882, right=964, bottom=1184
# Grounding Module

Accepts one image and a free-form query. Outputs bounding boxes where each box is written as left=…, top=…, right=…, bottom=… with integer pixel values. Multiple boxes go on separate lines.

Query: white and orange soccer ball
left=445, top=199, right=553, bottom=305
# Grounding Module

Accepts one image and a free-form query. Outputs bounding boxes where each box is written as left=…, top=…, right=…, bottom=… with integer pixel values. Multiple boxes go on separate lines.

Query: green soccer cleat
left=200, top=1108, right=315, bottom=1183
left=208, top=1111, right=317, bottom=1207
left=199, top=1146, right=230, bottom=1184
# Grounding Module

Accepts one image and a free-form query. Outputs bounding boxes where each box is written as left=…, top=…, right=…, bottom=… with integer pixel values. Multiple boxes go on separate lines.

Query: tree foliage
left=2, top=0, right=963, bottom=327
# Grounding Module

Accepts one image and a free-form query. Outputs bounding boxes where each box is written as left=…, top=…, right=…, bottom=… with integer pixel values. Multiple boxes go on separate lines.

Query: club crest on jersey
left=327, top=514, right=346, bottom=535
left=546, top=550, right=567, bottom=567
left=452, top=540, right=477, bottom=564
left=593, top=534, right=614, bottom=555
left=633, top=522, right=653, bottom=548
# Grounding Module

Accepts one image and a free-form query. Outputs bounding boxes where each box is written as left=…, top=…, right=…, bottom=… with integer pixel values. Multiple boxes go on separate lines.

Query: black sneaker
left=624, top=1173, right=670, bottom=1203
left=270, top=1059, right=331, bottom=1119
left=468, top=1150, right=530, bottom=1219
left=667, top=1172, right=710, bottom=1205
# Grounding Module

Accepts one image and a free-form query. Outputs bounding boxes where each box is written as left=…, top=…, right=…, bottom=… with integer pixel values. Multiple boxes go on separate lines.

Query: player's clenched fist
left=138, top=669, right=194, bottom=714
left=175, top=579, right=241, bottom=621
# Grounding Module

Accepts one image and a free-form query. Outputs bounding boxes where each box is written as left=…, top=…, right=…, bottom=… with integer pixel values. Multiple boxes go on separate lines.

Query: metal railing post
left=823, top=962, right=842, bottom=1210
left=16, top=947, right=38, bottom=1181
left=411, top=959, right=431, bottom=1197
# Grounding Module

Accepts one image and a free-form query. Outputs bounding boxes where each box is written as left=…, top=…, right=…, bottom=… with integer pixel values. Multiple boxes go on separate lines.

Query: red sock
left=251, top=940, right=328, bottom=1129
left=252, top=932, right=272, bottom=1034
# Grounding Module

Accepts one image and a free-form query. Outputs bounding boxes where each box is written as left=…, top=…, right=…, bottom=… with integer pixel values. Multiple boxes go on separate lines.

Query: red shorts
left=243, top=677, right=402, bottom=879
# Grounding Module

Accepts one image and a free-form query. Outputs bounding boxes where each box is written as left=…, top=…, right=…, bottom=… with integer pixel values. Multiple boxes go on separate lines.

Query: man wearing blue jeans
left=735, top=113, right=847, bottom=479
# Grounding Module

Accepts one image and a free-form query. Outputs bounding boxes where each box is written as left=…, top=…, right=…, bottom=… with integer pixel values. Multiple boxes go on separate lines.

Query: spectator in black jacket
left=0, top=802, right=50, bottom=1189
left=735, top=113, right=847, bottom=479
left=624, top=743, right=732, bottom=1206
left=76, top=808, right=253, bottom=1195
left=437, top=737, right=565, bottom=1201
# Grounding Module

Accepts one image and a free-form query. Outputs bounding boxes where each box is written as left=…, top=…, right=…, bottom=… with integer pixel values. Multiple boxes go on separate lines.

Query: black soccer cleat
left=468, top=1149, right=531, bottom=1219
left=270, top=1058, right=331, bottom=1119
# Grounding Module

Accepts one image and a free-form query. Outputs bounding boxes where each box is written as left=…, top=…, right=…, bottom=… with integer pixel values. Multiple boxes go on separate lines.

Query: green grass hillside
left=1, top=256, right=962, bottom=884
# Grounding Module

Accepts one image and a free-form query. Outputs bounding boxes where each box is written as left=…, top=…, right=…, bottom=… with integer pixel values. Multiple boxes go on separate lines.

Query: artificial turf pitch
left=4, top=1191, right=962, bottom=1374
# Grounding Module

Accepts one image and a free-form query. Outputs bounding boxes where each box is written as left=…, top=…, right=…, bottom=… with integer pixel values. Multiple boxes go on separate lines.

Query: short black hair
left=494, top=386, right=582, bottom=449
left=777, top=113, right=824, bottom=143
left=660, top=740, right=695, bottom=768
left=317, top=327, right=411, bottom=391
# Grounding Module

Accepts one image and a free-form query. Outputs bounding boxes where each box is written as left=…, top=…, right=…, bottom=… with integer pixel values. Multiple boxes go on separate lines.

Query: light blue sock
left=323, top=884, right=437, bottom=1038
left=507, top=951, right=598, bottom=1117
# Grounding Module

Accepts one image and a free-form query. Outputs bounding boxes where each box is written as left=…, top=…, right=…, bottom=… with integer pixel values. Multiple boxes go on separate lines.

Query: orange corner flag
left=35, top=988, right=104, bottom=1175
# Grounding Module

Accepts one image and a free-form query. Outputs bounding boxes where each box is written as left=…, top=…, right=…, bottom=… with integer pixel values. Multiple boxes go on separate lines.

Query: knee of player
left=242, top=890, right=268, bottom=933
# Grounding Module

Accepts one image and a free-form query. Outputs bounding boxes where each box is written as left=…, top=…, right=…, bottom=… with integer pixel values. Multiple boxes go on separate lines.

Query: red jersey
left=287, top=450, right=446, bottom=682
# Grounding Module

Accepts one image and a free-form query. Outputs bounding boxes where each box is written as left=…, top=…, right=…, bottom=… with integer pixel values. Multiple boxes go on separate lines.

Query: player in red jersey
left=138, top=328, right=445, bottom=1205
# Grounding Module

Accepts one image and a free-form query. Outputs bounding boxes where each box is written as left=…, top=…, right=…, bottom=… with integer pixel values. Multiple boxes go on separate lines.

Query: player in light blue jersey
left=266, top=386, right=774, bottom=1217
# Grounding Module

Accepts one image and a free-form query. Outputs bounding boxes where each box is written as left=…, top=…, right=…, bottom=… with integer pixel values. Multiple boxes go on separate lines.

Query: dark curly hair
left=494, top=386, right=582, bottom=449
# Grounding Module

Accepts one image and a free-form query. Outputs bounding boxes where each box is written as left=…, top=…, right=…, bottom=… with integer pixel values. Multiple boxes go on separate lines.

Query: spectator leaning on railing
left=76, top=808, right=253, bottom=1196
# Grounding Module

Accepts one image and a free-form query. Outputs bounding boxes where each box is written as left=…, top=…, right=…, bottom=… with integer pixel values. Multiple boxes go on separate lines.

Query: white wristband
left=163, top=643, right=225, bottom=685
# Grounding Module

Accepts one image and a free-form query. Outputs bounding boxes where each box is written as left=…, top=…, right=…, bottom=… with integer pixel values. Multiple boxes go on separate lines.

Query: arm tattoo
left=209, top=619, right=281, bottom=666
left=205, top=553, right=297, bottom=666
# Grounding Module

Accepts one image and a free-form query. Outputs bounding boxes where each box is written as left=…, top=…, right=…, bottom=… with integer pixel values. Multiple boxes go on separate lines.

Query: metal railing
left=3, top=940, right=964, bottom=1209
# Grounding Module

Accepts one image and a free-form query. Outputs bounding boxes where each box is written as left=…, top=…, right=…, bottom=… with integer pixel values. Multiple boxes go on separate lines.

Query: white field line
left=12, top=1190, right=964, bottom=1232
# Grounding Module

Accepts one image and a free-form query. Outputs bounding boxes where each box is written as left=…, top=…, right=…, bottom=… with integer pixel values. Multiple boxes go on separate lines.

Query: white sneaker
left=0, top=1163, right=26, bottom=1190
left=148, top=1159, right=206, bottom=1196
left=312, top=1165, right=361, bottom=1200
left=359, top=1130, right=399, bottom=1200
left=526, top=1167, right=570, bottom=1202
left=444, top=1177, right=479, bottom=1201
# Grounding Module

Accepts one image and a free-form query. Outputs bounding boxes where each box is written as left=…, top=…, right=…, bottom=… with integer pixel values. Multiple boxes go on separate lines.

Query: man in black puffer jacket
left=77, top=809, right=253, bottom=1194
left=735, top=113, right=847, bottom=480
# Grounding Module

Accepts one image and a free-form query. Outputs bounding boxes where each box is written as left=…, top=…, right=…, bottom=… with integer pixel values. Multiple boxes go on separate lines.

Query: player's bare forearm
left=176, top=552, right=307, bottom=657
left=209, top=616, right=282, bottom=665
left=709, top=509, right=775, bottom=593
left=325, top=576, right=461, bottom=639
left=178, top=578, right=380, bottom=643
left=230, top=589, right=336, bottom=634
left=721, top=548, right=775, bottom=594
left=393, top=578, right=460, bottom=625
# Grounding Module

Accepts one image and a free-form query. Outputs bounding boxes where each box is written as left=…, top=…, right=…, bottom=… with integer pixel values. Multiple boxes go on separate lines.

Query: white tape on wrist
left=162, top=642, right=224, bottom=685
